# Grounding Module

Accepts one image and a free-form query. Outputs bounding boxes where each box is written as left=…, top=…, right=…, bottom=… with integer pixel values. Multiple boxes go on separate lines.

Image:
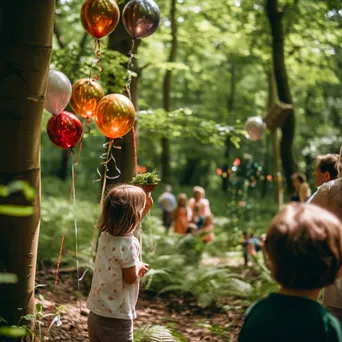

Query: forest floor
left=36, top=259, right=246, bottom=342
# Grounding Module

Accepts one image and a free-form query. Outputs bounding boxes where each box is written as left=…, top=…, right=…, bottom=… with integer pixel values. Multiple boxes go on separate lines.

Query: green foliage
left=0, top=181, right=35, bottom=217
left=39, top=177, right=99, bottom=264
left=138, top=108, right=244, bottom=148
left=134, top=324, right=181, bottom=342
left=0, top=326, right=28, bottom=338
left=0, top=273, right=18, bottom=284
left=131, top=169, right=161, bottom=185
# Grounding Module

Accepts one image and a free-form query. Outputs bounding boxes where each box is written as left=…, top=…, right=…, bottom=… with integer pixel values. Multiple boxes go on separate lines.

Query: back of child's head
left=265, top=203, right=342, bottom=290
left=97, top=184, right=146, bottom=236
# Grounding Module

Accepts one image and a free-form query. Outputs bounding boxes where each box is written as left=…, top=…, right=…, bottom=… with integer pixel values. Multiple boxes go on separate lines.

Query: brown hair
left=291, top=172, right=307, bottom=184
left=176, top=193, right=188, bottom=207
left=316, top=154, right=339, bottom=180
left=264, top=203, right=342, bottom=290
left=97, top=184, right=146, bottom=236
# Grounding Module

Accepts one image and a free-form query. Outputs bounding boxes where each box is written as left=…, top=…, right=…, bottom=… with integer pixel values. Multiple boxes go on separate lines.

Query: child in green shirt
left=239, top=203, right=342, bottom=342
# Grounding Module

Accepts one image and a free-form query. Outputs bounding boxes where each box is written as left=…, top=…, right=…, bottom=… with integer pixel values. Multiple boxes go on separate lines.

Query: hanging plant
left=131, top=169, right=161, bottom=193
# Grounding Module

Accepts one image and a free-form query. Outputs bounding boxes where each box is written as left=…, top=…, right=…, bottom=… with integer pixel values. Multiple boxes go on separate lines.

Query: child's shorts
left=87, top=311, right=133, bottom=342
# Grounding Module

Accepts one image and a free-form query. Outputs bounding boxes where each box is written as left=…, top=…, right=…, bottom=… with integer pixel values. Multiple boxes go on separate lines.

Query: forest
left=0, top=0, right=342, bottom=341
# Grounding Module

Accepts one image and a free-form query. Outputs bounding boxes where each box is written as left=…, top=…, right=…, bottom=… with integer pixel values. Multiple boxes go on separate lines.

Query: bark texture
left=266, top=0, right=297, bottom=191
left=161, top=0, right=178, bottom=184
left=0, top=0, right=55, bottom=327
left=108, top=1, right=140, bottom=184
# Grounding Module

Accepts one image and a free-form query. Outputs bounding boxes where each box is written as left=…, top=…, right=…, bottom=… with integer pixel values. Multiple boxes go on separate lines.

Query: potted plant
left=131, top=169, right=161, bottom=193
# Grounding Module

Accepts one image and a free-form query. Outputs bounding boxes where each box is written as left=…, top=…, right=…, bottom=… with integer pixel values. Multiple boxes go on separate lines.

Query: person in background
left=291, top=172, right=311, bottom=202
left=314, top=154, right=339, bottom=187
left=157, top=185, right=176, bottom=231
left=247, top=233, right=262, bottom=256
left=240, top=232, right=249, bottom=266
left=308, top=147, right=342, bottom=323
left=239, top=203, right=342, bottom=342
left=188, top=186, right=211, bottom=219
left=192, top=202, right=205, bottom=228
left=173, top=193, right=192, bottom=235
left=199, top=215, right=215, bottom=243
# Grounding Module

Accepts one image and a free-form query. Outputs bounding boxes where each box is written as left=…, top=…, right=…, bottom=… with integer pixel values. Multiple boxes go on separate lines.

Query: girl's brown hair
left=97, top=184, right=146, bottom=236
left=265, top=203, right=342, bottom=290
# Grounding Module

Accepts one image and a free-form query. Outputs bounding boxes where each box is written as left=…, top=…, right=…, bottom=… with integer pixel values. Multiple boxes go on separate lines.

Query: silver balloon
left=245, top=116, right=265, bottom=141
left=122, top=0, right=160, bottom=39
left=44, top=70, right=72, bottom=115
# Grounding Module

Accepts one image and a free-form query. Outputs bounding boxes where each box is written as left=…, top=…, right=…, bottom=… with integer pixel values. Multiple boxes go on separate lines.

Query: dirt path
left=36, top=270, right=244, bottom=342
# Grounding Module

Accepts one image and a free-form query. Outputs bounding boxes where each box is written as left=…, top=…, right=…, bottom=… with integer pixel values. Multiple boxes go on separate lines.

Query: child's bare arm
left=122, top=262, right=149, bottom=284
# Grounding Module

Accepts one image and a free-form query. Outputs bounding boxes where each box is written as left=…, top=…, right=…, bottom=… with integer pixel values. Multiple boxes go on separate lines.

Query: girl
left=173, top=193, right=191, bottom=235
left=87, top=184, right=152, bottom=342
left=199, top=215, right=215, bottom=243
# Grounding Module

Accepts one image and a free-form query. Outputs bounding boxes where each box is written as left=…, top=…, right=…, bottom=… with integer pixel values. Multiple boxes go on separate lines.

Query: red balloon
left=47, top=111, right=83, bottom=149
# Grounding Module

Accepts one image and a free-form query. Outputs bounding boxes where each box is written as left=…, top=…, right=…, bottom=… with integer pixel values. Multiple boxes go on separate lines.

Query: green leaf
left=0, top=326, right=28, bottom=338
left=0, top=205, right=34, bottom=217
left=0, top=273, right=18, bottom=284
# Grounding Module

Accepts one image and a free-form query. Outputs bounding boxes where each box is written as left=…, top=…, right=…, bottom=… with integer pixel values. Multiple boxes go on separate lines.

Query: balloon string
left=75, top=135, right=84, bottom=166
left=45, top=149, right=76, bottom=340
left=132, top=126, right=138, bottom=173
left=93, top=38, right=104, bottom=82
left=71, top=158, right=82, bottom=314
left=126, top=38, right=135, bottom=100
left=100, top=139, right=113, bottom=206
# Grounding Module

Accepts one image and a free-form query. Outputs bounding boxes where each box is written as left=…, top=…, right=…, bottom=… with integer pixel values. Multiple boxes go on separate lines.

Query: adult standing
left=314, top=154, right=339, bottom=187
left=157, top=185, right=176, bottom=230
left=308, top=147, right=342, bottom=323
left=188, top=186, right=211, bottom=221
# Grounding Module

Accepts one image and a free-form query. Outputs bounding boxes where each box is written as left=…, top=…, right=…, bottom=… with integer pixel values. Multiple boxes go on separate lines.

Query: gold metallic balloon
left=80, top=0, right=120, bottom=39
left=95, top=94, right=135, bottom=139
left=69, top=78, right=104, bottom=118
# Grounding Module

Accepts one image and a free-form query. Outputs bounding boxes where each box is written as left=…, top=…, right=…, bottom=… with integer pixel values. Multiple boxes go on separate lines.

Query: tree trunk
left=0, top=0, right=55, bottom=329
left=222, top=64, right=236, bottom=192
left=161, top=0, right=178, bottom=184
left=107, top=2, right=141, bottom=184
left=266, top=0, right=297, bottom=192
left=267, top=70, right=282, bottom=205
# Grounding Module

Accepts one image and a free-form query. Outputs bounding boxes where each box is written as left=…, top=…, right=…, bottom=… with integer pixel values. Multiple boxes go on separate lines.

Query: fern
left=135, top=325, right=180, bottom=342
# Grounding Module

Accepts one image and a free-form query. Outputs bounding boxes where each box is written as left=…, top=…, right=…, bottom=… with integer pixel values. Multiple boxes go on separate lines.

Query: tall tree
left=107, top=0, right=140, bottom=183
left=266, top=0, right=297, bottom=190
left=161, top=0, right=178, bottom=184
left=0, top=0, right=55, bottom=330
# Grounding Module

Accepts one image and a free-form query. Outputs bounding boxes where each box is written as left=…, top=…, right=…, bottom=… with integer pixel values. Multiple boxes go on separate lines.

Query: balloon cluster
left=44, top=71, right=136, bottom=146
left=244, top=116, right=265, bottom=142
left=80, top=0, right=160, bottom=40
left=44, top=0, right=161, bottom=149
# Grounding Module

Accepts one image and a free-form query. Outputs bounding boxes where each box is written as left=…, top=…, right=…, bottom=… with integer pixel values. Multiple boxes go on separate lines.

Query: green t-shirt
left=239, top=293, right=342, bottom=342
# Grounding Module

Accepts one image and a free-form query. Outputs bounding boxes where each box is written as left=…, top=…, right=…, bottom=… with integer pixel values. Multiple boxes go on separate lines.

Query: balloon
left=69, top=78, right=104, bottom=118
left=80, top=0, right=120, bottom=39
left=47, top=111, right=83, bottom=149
left=95, top=94, right=135, bottom=139
left=245, top=116, right=265, bottom=141
left=45, top=70, right=72, bottom=115
left=122, top=0, right=160, bottom=39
